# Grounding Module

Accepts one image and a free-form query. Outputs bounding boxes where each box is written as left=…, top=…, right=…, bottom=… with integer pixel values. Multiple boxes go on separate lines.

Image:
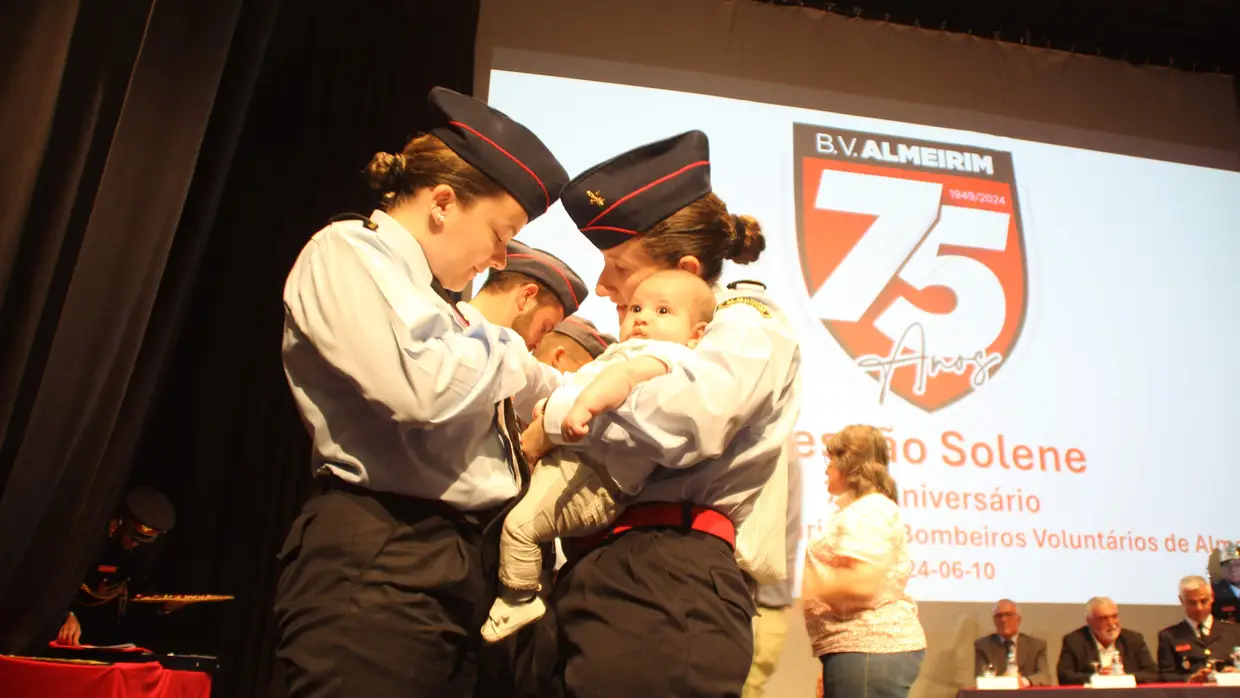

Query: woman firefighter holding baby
left=520, top=130, right=804, bottom=697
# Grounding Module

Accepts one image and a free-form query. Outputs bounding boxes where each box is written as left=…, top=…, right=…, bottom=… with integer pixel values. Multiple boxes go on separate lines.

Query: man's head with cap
left=361, top=87, right=569, bottom=293
left=533, top=316, right=617, bottom=373
left=116, top=486, right=175, bottom=550
left=1219, top=542, right=1240, bottom=585
left=470, top=241, right=588, bottom=350
left=559, top=130, right=766, bottom=308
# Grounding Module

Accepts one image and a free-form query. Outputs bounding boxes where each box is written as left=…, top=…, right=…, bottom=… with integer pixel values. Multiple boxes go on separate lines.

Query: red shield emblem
left=793, top=125, right=1028, bottom=412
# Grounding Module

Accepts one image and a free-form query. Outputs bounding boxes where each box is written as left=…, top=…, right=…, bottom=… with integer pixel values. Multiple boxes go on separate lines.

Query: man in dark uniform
left=57, top=486, right=177, bottom=646
left=533, top=317, right=616, bottom=372
left=467, top=240, right=588, bottom=351
left=1214, top=543, right=1240, bottom=624
left=1158, top=575, right=1240, bottom=682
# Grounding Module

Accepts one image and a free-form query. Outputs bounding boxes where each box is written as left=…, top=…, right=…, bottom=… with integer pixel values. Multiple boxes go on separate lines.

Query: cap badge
left=586, top=190, right=606, bottom=207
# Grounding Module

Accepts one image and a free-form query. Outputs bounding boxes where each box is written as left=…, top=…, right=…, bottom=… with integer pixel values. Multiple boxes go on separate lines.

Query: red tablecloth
left=959, top=685, right=1240, bottom=697
left=0, top=655, right=211, bottom=698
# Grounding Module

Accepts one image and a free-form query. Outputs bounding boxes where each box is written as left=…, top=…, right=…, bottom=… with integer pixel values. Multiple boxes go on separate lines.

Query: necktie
left=477, top=398, right=533, bottom=607
left=497, top=397, right=530, bottom=492
left=1004, top=639, right=1015, bottom=670
left=434, top=287, right=527, bottom=494
left=1200, top=621, right=1209, bottom=639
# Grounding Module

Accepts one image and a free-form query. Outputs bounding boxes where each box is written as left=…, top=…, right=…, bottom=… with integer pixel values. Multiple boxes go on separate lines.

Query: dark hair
left=826, top=425, right=898, bottom=502
left=639, top=193, right=766, bottom=284
left=364, top=133, right=506, bottom=207
left=479, top=270, right=559, bottom=308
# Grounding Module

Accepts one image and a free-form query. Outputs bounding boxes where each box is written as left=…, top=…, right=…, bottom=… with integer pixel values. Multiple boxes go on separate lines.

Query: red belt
left=562, top=502, right=736, bottom=561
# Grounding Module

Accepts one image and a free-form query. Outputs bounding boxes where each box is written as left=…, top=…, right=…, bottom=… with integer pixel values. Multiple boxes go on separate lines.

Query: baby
left=483, top=269, right=716, bottom=643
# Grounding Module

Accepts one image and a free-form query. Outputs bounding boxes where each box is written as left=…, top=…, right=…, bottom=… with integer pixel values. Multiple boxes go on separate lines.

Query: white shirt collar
left=1093, top=637, right=1118, bottom=668
left=1189, top=616, right=1213, bottom=635
left=369, top=209, right=432, bottom=284
left=456, top=301, right=485, bottom=326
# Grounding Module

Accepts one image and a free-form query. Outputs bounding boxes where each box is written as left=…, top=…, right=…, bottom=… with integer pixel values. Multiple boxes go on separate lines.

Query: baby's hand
left=561, top=405, right=594, bottom=442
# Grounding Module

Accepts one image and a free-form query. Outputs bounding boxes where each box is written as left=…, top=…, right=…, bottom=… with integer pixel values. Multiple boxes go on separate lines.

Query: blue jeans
left=820, top=650, right=925, bottom=698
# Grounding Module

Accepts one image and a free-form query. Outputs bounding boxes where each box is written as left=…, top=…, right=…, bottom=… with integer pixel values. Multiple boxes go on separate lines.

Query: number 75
left=808, top=169, right=1012, bottom=356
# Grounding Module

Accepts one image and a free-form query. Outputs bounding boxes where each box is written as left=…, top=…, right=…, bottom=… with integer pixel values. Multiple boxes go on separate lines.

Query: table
left=960, top=685, right=1240, bottom=697
left=0, top=654, right=211, bottom=698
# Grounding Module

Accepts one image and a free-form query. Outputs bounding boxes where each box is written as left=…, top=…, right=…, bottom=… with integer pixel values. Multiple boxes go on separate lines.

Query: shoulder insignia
left=328, top=212, right=378, bottom=231
left=716, top=296, right=771, bottom=318
left=726, top=279, right=766, bottom=291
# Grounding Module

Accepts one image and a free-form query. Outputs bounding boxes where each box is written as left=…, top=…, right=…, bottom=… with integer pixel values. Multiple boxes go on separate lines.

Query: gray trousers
left=499, top=455, right=621, bottom=591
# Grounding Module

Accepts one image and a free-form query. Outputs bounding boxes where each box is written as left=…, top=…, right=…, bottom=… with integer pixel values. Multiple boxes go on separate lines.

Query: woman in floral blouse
left=803, top=425, right=926, bottom=697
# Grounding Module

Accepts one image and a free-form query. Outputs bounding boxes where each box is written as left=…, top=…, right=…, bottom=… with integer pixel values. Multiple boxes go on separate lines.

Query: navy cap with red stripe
left=428, top=87, right=569, bottom=221
left=125, top=486, right=175, bottom=532
left=561, top=131, right=712, bottom=250
left=550, top=316, right=616, bottom=359
left=502, top=240, right=588, bottom=316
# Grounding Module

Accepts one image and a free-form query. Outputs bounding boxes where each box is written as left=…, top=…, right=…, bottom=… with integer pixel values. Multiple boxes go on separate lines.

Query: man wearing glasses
left=974, top=599, right=1051, bottom=686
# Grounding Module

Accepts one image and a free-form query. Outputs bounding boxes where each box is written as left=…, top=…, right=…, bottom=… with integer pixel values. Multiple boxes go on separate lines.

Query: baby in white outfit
left=483, top=269, right=716, bottom=642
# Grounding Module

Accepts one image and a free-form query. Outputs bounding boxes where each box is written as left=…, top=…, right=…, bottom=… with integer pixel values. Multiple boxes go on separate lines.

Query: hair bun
left=725, top=214, right=766, bottom=265
left=364, top=152, right=406, bottom=201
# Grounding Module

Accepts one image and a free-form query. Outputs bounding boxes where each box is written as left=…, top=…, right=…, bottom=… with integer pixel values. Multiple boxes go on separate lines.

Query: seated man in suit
left=1058, top=596, right=1159, bottom=685
left=974, top=599, right=1051, bottom=686
left=1158, top=575, right=1240, bottom=682
left=1213, top=543, right=1240, bottom=624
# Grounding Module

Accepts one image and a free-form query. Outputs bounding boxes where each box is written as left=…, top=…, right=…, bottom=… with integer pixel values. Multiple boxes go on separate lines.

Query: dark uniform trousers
left=478, top=554, right=560, bottom=698
left=548, top=527, right=756, bottom=698
left=275, top=401, right=539, bottom=698
left=274, top=484, right=493, bottom=698
left=477, top=414, right=561, bottom=698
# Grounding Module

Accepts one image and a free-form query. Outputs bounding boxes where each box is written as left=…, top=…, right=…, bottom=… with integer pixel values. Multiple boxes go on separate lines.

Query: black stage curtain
left=0, top=1, right=482, bottom=696
left=0, top=0, right=267, bottom=652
